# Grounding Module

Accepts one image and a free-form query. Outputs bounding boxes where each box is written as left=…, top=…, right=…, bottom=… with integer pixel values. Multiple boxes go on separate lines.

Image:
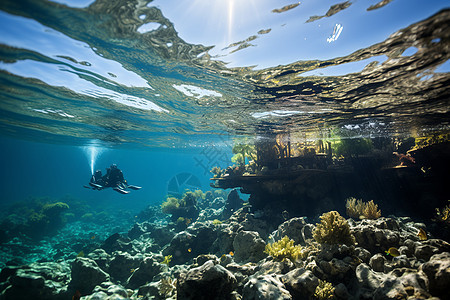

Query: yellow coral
left=162, top=255, right=172, bottom=265
left=346, top=198, right=381, bottom=220
left=264, top=236, right=304, bottom=261
left=363, top=200, right=381, bottom=220
left=42, top=202, right=69, bottom=212
left=313, top=211, right=355, bottom=245
left=212, top=219, right=222, bottom=225
left=161, top=197, right=180, bottom=214
left=314, top=279, right=335, bottom=299
left=435, top=204, right=450, bottom=223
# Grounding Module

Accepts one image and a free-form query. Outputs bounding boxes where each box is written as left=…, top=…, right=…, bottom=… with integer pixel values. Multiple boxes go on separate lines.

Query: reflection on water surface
left=0, top=0, right=448, bottom=147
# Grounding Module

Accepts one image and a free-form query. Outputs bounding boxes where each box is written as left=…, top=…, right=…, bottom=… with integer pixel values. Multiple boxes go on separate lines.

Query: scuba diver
left=85, top=164, right=142, bottom=194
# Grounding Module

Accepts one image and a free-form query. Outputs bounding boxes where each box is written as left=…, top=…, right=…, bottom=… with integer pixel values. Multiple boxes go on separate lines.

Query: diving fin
left=127, top=185, right=142, bottom=190
left=113, top=187, right=130, bottom=194
left=89, top=182, right=104, bottom=189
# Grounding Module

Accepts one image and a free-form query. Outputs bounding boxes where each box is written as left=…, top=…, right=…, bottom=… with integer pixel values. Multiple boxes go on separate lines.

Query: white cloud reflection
left=0, top=60, right=168, bottom=112
left=0, top=11, right=149, bottom=88
left=172, top=84, right=222, bottom=99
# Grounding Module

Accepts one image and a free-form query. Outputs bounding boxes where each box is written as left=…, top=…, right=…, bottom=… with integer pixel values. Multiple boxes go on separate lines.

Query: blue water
left=0, top=135, right=223, bottom=213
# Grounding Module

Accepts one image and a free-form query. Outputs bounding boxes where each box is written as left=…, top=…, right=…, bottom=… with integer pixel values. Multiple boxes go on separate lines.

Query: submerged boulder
left=126, top=256, right=165, bottom=289
left=69, top=257, right=109, bottom=295
left=272, top=217, right=310, bottom=245
left=243, top=274, right=292, bottom=300
left=282, top=268, right=318, bottom=299
left=177, top=260, right=236, bottom=300
left=108, top=251, right=141, bottom=283
left=0, top=261, right=70, bottom=300
left=420, top=252, right=450, bottom=298
left=232, top=230, right=266, bottom=263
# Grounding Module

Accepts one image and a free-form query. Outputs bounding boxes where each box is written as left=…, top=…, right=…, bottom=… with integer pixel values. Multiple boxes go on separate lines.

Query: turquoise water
left=0, top=0, right=449, bottom=269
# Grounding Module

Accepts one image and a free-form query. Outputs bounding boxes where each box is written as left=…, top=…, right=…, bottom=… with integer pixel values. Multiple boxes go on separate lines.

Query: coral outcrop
left=265, top=236, right=304, bottom=262
left=346, top=197, right=381, bottom=220
left=1, top=196, right=450, bottom=300
left=313, top=211, right=356, bottom=245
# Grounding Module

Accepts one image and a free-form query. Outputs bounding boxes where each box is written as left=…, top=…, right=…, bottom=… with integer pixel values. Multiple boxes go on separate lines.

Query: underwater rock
left=355, top=247, right=372, bottom=264
left=86, top=248, right=111, bottom=273
left=210, top=197, right=226, bottom=209
left=102, top=233, right=133, bottom=254
left=352, top=218, right=404, bottom=253
left=356, top=262, right=430, bottom=299
left=163, top=231, right=196, bottom=265
left=194, top=254, right=219, bottom=267
left=356, top=263, right=386, bottom=294
left=369, top=253, right=387, bottom=272
left=0, top=261, right=70, bottom=300
left=272, top=217, right=309, bottom=245
left=334, top=282, right=351, bottom=299
left=372, top=268, right=430, bottom=300
left=233, top=231, right=266, bottom=263
left=256, top=258, right=296, bottom=277
left=415, top=239, right=450, bottom=261
left=177, top=260, right=237, bottom=300
left=108, top=251, right=141, bottom=283
left=126, top=256, right=165, bottom=289
left=84, top=281, right=131, bottom=299
left=127, top=222, right=148, bottom=240
left=212, top=225, right=236, bottom=255
left=319, top=257, right=354, bottom=282
left=420, top=252, right=450, bottom=298
left=239, top=213, right=272, bottom=240
left=282, top=268, right=318, bottom=299
left=222, top=189, right=243, bottom=219
left=148, top=224, right=175, bottom=247
left=69, top=257, right=109, bottom=295
left=163, top=222, right=219, bottom=264
left=242, top=274, right=292, bottom=300
left=197, top=207, right=225, bottom=222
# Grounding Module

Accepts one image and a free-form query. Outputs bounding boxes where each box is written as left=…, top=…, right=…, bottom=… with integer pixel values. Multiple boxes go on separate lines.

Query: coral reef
left=265, top=235, right=304, bottom=262
left=160, top=191, right=199, bottom=222
left=313, top=211, right=355, bottom=245
left=1, top=188, right=450, bottom=300
left=314, top=279, right=335, bottom=299
left=346, top=197, right=381, bottom=220
left=159, top=276, right=176, bottom=298
left=0, top=199, right=70, bottom=241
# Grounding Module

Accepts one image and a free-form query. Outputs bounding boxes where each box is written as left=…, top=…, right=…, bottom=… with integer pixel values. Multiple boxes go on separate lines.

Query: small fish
left=385, top=247, right=400, bottom=257
left=90, top=235, right=96, bottom=240
left=77, top=251, right=84, bottom=257
left=188, top=248, right=192, bottom=253
left=281, top=210, right=289, bottom=220
left=417, top=228, right=427, bottom=241
left=229, top=251, right=234, bottom=256
left=130, top=268, right=135, bottom=273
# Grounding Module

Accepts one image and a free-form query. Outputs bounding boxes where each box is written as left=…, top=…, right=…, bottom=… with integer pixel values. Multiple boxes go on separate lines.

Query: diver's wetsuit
left=105, top=166, right=126, bottom=188
left=87, top=164, right=138, bottom=194
left=91, top=170, right=105, bottom=186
